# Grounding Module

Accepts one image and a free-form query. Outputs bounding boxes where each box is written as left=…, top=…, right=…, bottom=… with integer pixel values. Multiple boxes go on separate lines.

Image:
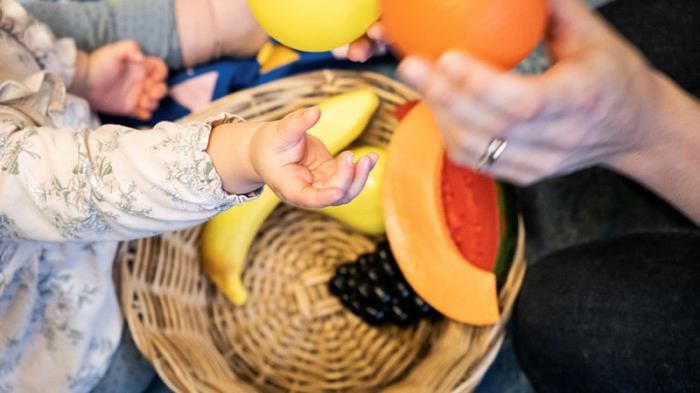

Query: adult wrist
left=606, top=73, right=700, bottom=222
left=608, top=73, right=700, bottom=177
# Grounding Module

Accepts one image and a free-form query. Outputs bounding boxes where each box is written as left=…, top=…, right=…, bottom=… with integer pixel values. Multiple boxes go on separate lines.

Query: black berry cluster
left=329, top=241, right=440, bottom=327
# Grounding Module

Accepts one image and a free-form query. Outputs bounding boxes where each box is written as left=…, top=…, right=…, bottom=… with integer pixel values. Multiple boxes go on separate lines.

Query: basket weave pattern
left=118, top=70, right=526, bottom=393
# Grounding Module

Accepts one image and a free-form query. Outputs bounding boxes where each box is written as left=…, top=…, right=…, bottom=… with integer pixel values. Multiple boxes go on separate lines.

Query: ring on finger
left=476, top=138, right=509, bottom=172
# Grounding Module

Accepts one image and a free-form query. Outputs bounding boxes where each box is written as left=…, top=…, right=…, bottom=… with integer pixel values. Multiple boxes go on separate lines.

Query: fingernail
left=368, top=24, right=385, bottom=41
left=399, top=57, right=430, bottom=87
left=426, top=75, right=454, bottom=105
left=368, top=153, right=379, bottom=167
left=331, top=189, right=344, bottom=201
left=305, top=107, right=320, bottom=120
left=346, top=152, right=354, bottom=164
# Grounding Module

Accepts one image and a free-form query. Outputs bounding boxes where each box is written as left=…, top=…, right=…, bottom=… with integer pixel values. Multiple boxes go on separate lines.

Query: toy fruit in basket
left=318, top=146, right=386, bottom=236
left=200, top=89, right=379, bottom=305
left=247, top=0, right=380, bottom=52
left=442, top=158, right=518, bottom=288
left=331, top=159, right=517, bottom=327
left=384, top=102, right=503, bottom=325
left=329, top=241, right=438, bottom=327
left=381, top=0, right=547, bottom=68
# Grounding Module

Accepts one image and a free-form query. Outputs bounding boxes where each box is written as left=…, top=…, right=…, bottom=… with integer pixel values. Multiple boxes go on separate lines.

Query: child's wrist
left=68, top=50, right=90, bottom=98
left=207, top=122, right=264, bottom=195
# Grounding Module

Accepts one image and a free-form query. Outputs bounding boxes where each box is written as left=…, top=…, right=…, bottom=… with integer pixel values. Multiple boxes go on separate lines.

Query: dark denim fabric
left=515, top=233, right=700, bottom=393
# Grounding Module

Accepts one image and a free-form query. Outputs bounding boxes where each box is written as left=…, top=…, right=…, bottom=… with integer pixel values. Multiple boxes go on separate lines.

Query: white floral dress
left=0, top=1, right=257, bottom=392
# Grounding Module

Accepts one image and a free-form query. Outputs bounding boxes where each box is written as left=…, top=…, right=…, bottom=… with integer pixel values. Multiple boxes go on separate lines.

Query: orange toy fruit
left=381, top=0, right=548, bottom=69
left=384, top=102, right=499, bottom=325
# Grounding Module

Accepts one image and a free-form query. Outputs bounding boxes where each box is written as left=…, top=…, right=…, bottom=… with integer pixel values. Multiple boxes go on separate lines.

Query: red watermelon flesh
left=441, top=157, right=500, bottom=272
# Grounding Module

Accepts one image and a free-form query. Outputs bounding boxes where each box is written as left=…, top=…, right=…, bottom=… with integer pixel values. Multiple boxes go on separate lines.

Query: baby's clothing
left=0, top=1, right=255, bottom=391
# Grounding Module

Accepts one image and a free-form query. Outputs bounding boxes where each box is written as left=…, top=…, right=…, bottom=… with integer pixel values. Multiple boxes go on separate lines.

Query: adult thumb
left=546, top=0, right=606, bottom=59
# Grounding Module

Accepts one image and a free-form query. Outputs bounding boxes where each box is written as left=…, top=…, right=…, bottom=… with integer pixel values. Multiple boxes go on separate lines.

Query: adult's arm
left=23, top=0, right=267, bottom=70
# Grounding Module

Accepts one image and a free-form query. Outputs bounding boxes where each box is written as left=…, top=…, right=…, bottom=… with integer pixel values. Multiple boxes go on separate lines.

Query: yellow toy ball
left=246, top=0, right=380, bottom=52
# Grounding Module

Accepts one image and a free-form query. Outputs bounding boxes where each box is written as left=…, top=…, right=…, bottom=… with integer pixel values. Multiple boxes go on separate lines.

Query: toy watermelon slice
left=385, top=102, right=519, bottom=325
left=441, top=158, right=518, bottom=288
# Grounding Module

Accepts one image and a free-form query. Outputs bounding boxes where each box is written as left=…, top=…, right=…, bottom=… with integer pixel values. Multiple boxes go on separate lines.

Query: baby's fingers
left=135, top=108, right=153, bottom=121
left=145, top=57, right=168, bottom=81
left=320, top=151, right=355, bottom=192
left=332, top=154, right=377, bottom=206
left=115, top=40, right=145, bottom=64
left=138, top=94, right=159, bottom=112
left=149, top=83, right=168, bottom=100
left=283, top=181, right=344, bottom=208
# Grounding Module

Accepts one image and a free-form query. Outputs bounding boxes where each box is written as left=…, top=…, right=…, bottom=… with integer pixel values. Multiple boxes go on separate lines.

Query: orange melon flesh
left=384, top=102, right=499, bottom=325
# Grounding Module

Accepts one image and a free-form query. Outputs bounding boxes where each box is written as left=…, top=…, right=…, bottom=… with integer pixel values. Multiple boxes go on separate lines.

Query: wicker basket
left=118, top=70, right=526, bottom=393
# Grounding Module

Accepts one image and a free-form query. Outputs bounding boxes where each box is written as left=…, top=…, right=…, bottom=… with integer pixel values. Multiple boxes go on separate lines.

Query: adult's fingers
left=434, top=93, right=512, bottom=136
left=546, top=0, right=604, bottom=59
left=398, top=56, right=434, bottom=91
left=435, top=52, right=542, bottom=120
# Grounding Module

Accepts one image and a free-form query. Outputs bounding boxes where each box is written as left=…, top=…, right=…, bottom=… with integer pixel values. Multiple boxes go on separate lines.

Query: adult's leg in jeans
left=514, top=232, right=700, bottom=393
left=91, top=323, right=156, bottom=393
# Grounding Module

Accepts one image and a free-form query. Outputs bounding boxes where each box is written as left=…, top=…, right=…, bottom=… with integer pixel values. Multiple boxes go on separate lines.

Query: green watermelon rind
left=493, top=183, right=519, bottom=289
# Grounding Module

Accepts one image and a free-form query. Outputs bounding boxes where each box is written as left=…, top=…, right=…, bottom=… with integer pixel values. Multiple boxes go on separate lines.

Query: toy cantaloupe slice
left=384, top=102, right=499, bottom=325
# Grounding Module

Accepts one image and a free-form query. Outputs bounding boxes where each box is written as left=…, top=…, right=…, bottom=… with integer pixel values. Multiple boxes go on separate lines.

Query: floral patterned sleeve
left=1, top=0, right=77, bottom=86
left=0, top=112, right=259, bottom=242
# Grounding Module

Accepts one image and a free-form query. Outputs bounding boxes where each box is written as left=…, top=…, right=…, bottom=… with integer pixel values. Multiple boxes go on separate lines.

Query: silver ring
left=476, top=138, right=508, bottom=172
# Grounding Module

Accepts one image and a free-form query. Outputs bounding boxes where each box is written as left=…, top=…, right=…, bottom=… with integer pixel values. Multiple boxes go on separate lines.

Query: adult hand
left=396, top=0, right=666, bottom=185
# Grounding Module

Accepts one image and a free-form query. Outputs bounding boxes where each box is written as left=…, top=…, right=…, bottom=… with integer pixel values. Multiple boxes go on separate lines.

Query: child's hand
left=207, top=109, right=378, bottom=208
left=85, top=41, right=168, bottom=120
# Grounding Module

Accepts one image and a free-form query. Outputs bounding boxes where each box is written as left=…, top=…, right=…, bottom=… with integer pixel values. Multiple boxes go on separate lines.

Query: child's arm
left=0, top=111, right=256, bottom=242
left=24, top=0, right=267, bottom=70
left=0, top=107, right=375, bottom=242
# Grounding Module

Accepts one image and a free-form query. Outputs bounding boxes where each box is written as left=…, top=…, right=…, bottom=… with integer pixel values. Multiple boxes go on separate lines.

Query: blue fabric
left=475, top=329, right=536, bottom=393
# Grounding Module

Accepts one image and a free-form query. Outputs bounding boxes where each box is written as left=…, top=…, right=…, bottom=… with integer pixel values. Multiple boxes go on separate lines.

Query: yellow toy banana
left=200, top=89, right=380, bottom=305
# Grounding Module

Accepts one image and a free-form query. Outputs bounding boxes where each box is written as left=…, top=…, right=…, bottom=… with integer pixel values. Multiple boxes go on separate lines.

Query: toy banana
left=200, top=89, right=380, bottom=305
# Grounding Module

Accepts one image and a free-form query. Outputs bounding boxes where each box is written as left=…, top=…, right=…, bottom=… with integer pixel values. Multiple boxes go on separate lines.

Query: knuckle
left=512, top=94, right=543, bottom=120
left=446, top=150, right=470, bottom=168
left=514, top=173, right=539, bottom=187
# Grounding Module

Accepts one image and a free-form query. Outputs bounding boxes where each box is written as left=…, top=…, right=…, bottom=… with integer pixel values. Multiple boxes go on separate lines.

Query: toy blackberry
left=329, top=241, right=440, bottom=327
